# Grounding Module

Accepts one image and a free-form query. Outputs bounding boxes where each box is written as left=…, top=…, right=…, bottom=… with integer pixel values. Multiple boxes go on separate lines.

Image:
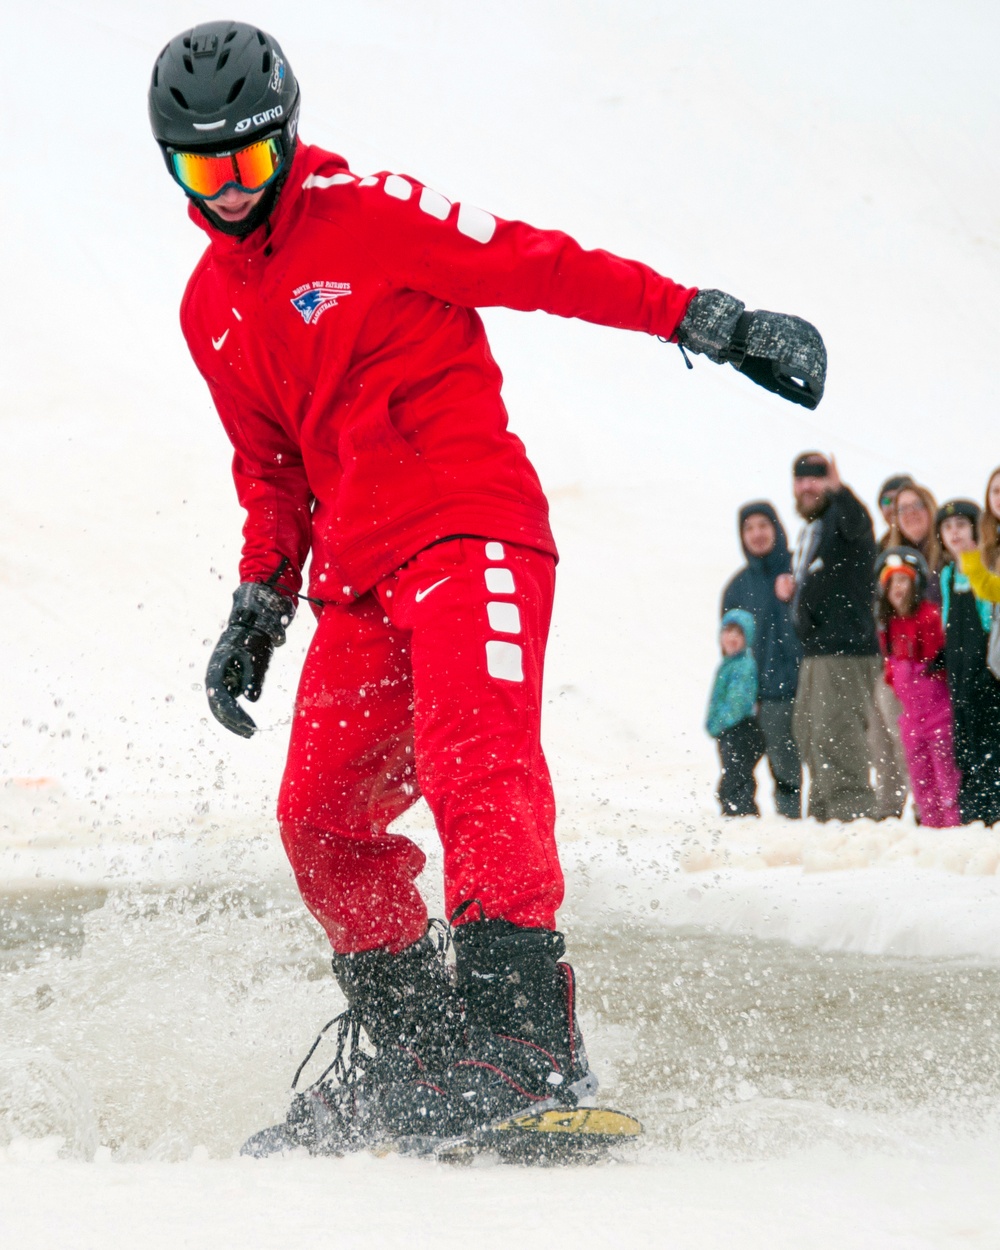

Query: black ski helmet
left=149, top=21, right=299, bottom=156
left=876, top=545, right=930, bottom=598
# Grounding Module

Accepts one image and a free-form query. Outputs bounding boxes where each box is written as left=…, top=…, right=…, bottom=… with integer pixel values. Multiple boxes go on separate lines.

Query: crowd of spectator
left=706, top=456, right=1000, bottom=826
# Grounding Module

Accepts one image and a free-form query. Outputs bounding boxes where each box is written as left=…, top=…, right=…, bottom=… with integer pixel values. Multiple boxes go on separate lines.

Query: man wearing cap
left=789, top=454, right=879, bottom=821
left=721, top=502, right=802, bottom=817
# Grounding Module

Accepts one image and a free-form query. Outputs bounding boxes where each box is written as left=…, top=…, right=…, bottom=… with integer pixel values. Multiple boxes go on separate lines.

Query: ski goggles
left=169, top=134, right=284, bottom=200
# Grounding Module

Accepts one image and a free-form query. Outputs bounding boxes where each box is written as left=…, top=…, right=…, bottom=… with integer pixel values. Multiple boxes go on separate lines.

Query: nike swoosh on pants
left=415, top=576, right=451, bottom=603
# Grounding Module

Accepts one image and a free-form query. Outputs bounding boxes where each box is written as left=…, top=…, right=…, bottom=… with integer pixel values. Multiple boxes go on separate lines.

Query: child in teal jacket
left=707, top=609, right=765, bottom=815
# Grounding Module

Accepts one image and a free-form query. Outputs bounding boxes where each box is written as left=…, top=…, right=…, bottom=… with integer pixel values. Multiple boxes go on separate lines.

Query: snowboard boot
left=241, top=929, right=465, bottom=1157
left=445, top=919, right=599, bottom=1130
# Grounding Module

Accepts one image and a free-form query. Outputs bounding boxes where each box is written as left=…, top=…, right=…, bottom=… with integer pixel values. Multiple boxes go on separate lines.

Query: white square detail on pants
left=487, top=601, right=521, bottom=634
left=486, top=640, right=524, bottom=682
left=485, top=541, right=505, bottom=561
left=485, top=567, right=515, bottom=594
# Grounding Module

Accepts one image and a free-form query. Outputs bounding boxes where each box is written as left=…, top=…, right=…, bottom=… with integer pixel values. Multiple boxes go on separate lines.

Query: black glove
left=205, top=582, right=295, bottom=738
left=676, top=289, right=827, bottom=409
left=924, top=649, right=948, bottom=677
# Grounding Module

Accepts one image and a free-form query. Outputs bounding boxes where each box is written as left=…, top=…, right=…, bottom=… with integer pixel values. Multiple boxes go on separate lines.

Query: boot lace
left=291, top=919, right=456, bottom=1095
left=291, top=1007, right=372, bottom=1094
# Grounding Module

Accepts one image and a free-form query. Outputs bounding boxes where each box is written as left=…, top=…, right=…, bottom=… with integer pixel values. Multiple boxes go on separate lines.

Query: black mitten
left=205, top=582, right=295, bottom=738
left=924, top=649, right=948, bottom=677
left=676, top=289, right=827, bottom=409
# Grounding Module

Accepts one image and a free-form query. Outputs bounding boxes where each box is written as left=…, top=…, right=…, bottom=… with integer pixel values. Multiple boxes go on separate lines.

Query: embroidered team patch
left=290, top=281, right=352, bottom=325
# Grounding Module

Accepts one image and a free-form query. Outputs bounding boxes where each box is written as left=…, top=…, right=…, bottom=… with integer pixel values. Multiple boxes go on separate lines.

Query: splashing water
left=3, top=870, right=1000, bottom=1163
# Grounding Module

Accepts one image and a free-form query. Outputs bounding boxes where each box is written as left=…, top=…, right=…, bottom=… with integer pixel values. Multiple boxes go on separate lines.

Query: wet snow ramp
left=3, top=880, right=1000, bottom=1163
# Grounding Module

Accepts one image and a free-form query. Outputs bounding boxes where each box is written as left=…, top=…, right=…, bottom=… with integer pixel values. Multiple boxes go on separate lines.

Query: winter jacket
left=880, top=601, right=948, bottom=717
left=881, top=601, right=946, bottom=673
left=706, top=610, right=759, bottom=737
left=791, top=486, right=879, bottom=657
left=941, top=562, right=992, bottom=631
left=940, top=562, right=1000, bottom=825
left=721, top=502, right=802, bottom=700
left=181, top=142, right=698, bottom=602
left=959, top=549, right=1000, bottom=603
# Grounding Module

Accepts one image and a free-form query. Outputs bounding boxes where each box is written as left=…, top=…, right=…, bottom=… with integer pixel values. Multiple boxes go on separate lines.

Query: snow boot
left=241, top=929, right=465, bottom=1156
left=445, top=919, right=599, bottom=1129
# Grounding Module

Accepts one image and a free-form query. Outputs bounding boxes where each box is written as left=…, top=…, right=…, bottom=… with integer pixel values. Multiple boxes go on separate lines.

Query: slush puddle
left=3, top=877, right=999, bottom=1162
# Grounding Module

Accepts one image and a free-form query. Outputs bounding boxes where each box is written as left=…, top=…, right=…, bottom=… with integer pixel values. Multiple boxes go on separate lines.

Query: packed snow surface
left=4, top=0, right=1000, bottom=1246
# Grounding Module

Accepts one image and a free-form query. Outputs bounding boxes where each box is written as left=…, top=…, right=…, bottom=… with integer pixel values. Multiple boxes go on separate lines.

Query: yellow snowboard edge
left=493, top=1108, right=643, bottom=1137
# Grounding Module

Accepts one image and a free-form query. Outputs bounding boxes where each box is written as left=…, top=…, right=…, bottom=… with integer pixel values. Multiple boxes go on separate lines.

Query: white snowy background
left=3, top=1, right=1000, bottom=1246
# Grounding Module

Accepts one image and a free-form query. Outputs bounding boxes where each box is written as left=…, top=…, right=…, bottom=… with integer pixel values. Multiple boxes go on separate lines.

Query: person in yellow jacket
left=960, top=547, right=1000, bottom=599
left=950, top=468, right=1000, bottom=600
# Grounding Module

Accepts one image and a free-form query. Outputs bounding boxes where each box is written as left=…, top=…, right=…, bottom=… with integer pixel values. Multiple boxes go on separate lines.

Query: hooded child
left=706, top=609, right=766, bottom=817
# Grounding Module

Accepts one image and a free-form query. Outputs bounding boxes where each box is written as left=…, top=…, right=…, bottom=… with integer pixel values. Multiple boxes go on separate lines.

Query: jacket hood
left=737, top=500, right=791, bottom=573
left=721, top=607, right=756, bottom=647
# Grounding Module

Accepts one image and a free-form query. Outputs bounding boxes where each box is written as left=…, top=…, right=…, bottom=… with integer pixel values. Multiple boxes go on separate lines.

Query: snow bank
left=5, top=778, right=1000, bottom=962
left=563, top=838, right=1000, bottom=962
left=676, top=815, right=1000, bottom=877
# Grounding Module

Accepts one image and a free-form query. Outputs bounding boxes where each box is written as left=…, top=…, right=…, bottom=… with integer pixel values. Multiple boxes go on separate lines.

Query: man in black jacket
left=722, top=502, right=803, bottom=817
left=789, top=453, right=879, bottom=821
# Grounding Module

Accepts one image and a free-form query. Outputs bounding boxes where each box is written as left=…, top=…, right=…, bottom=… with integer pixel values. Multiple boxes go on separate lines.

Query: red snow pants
left=277, top=538, right=563, bottom=954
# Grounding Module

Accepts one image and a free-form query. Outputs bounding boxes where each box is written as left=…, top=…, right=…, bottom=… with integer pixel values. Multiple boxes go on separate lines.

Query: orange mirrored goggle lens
left=170, top=136, right=283, bottom=200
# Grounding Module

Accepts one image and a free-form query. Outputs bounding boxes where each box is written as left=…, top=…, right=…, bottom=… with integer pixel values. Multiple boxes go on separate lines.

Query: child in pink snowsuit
left=877, top=548, right=961, bottom=827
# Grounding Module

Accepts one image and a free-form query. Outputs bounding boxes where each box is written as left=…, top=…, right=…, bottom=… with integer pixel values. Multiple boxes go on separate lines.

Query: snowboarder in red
left=149, top=20, right=826, bottom=1155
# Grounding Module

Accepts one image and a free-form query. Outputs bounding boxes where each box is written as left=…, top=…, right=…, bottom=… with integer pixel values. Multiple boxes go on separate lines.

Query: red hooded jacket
left=181, top=142, right=698, bottom=603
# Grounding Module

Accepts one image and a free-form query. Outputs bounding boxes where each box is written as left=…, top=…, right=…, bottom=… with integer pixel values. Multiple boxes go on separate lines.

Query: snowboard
left=243, top=1104, right=642, bottom=1165
left=389, top=1105, right=643, bottom=1165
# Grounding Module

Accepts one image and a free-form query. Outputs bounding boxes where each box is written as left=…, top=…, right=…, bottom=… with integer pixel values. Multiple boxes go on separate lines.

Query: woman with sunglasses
left=875, top=474, right=914, bottom=553
left=149, top=20, right=828, bottom=1158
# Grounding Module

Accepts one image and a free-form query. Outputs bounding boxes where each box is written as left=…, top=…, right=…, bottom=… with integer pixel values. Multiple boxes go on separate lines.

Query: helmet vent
left=262, top=50, right=271, bottom=74
left=169, top=87, right=189, bottom=110
left=226, top=76, right=246, bottom=104
left=182, top=54, right=193, bottom=74
left=224, top=29, right=237, bottom=43
left=217, top=49, right=230, bottom=71
left=256, top=29, right=266, bottom=45
left=152, top=66, right=158, bottom=87
left=182, top=36, right=191, bottom=49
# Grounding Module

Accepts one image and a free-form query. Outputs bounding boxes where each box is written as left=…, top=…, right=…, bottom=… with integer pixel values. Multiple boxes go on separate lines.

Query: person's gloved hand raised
left=206, top=582, right=295, bottom=738
left=676, top=289, right=827, bottom=410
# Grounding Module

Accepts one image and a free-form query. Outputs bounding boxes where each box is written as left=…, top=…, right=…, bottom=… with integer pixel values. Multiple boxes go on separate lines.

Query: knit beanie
left=935, top=498, right=981, bottom=541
